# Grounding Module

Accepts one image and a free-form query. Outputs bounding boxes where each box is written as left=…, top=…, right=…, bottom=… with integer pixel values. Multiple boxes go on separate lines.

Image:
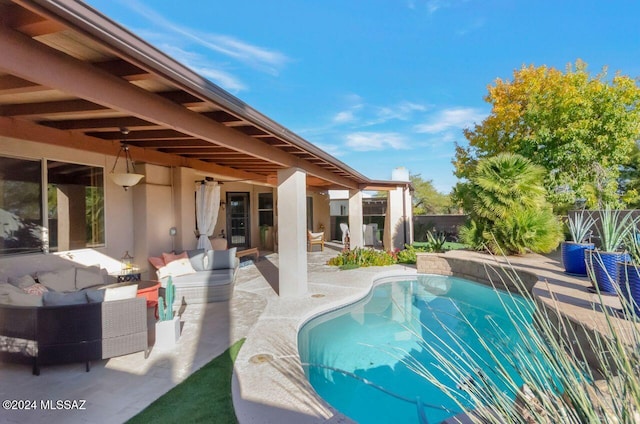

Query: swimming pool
left=298, top=274, right=541, bottom=423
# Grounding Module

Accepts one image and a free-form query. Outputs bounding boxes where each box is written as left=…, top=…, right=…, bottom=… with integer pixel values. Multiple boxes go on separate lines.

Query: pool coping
left=232, top=250, right=635, bottom=423
left=232, top=264, right=417, bottom=424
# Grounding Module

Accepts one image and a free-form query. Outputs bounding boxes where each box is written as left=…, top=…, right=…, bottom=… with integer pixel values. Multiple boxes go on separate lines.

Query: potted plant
left=617, top=229, right=640, bottom=315
left=155, top=277, right=180, bottom=349
left=585, top=208, right=634, bottom=294
left=561, top=210, right=596, bottom=276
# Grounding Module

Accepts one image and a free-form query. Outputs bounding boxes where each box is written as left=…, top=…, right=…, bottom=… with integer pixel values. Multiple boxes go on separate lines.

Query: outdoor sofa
left=149, top=248, right=239, bottom=305
left=0, top=266, right=148, bottom=375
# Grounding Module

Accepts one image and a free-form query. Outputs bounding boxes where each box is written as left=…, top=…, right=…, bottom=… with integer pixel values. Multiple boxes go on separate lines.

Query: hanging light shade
left=109, top=128, right=144, bottom=191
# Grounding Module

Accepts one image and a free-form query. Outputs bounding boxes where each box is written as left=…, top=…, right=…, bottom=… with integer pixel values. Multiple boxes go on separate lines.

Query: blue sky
left=87, top=0, right=640, bottom=193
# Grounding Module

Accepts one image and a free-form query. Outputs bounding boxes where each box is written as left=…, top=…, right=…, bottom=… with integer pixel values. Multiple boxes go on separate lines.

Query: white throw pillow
left=156, top=258, right=196, bottom=279
left=104, top=284, right=138, bottom=302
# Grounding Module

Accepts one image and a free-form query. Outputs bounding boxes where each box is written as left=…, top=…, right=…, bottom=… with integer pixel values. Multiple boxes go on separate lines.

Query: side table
left=115, top=272, right=141, bottom=283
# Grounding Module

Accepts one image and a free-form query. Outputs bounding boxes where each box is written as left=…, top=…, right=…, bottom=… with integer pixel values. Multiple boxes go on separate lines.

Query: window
left=0, top=156, right=43, bottom=254
left=258, top=192, right=273, bottom=227
left=0, top=156, right=105, bottom=255
left=47, top=161, right=105, bottom=252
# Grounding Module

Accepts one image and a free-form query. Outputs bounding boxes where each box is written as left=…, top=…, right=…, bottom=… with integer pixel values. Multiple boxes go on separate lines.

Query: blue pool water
left=298, top=275, right=539, bottom=424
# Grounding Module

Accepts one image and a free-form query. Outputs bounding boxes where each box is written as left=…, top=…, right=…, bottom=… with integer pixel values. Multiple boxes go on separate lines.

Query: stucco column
left=384, top=187, right=408, bottom=250
left=277, top=168, right=308, bottom=297
left=348, top=190, right=364, bottom=248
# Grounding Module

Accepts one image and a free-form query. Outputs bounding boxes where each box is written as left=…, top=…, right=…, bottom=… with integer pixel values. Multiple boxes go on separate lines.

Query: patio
left=0, top=247, right=633, bottom=424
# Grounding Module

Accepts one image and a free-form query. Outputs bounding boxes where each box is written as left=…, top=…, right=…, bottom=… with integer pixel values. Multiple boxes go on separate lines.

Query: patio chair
left=340, top=223, right=350, bottom=245
left=307, top=230, right=325, bottom=252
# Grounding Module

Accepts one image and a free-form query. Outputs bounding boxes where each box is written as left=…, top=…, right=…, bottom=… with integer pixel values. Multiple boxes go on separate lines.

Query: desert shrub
left=458, top=219, right=487, bottom=251
left=327, top=247, right=397, bottom=268
left=487, top=208, right=564, bottom=255
left=397, top=244, right=423, bottom=264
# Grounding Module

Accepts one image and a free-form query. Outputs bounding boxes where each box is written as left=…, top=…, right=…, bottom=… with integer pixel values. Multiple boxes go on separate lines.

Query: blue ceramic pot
left=617, top=262, right=640, bottom=315
left=561, top=241, right=594, bottom=276
left=586, top=250, right=629, bottom=294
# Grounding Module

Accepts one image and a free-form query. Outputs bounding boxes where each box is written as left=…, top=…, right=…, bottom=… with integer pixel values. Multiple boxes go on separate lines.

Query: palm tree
left=469, top=153, right=547, bottom=221
left=457, top=153, right=562, bottom=254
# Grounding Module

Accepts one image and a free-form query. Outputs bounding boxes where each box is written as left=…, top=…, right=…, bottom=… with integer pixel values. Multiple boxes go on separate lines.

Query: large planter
left=155, top=316, right=180, bottom=350
left=585, top=250, right=629, bottom=294
left=617, top=262, right=640, bottom=315
left=560, top=241, right=594, bottom=276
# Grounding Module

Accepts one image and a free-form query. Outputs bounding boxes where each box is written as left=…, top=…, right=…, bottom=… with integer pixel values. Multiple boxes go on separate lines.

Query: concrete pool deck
left=0, top=247, right=635, bottom=423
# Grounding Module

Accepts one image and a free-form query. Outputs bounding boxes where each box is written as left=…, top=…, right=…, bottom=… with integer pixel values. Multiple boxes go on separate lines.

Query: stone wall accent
left=416, top=253, right=539, bottom=293
left=416, top=251, right=614, bottom=374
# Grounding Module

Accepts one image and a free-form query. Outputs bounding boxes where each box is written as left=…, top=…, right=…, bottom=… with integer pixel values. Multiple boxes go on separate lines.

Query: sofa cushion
left=42, top=290, right=87, bottom=306
left=9, top=291, right=43, bottom=307
left=156, top=258, right=196, bottom=279
left=85, top=288, right=106, bottom=303
left=8, top=274, right=37, bottom=289
left=23, top=283, right=48, bottom=296
left=37, top=267, right=76, bottom=292
left=166, top=269, right=236, bottom=286
left=186, top=249, right=207, bottom=272
left=148, top=256, right=165, bottom=270
left=75, top=266, right=105, bottom=290
left=206, top=248, right=237, bottom=270
left=162, top=251, right=188, bottom=265
left=104, top=285, right=137, bottom=301
left=0, top=283, right=43, bottom=306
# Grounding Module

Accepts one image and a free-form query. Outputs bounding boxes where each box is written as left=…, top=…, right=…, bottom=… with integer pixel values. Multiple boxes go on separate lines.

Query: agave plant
left=567, top=210, right=596, bottom=243
left=597, top=207, right=637, bottom=252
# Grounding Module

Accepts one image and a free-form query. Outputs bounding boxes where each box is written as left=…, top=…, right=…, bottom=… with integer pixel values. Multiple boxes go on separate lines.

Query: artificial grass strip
left=127, top=338, right=245, bottom=424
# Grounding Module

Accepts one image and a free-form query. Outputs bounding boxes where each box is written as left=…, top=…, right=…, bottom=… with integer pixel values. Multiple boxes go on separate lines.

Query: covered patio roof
left=0, top=0, right=408, bottom=191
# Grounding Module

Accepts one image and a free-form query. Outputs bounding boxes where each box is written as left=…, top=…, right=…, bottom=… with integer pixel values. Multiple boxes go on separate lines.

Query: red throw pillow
left=148, top=256, right=166, bottom=270
left=162, top=251, right=188, bottom=265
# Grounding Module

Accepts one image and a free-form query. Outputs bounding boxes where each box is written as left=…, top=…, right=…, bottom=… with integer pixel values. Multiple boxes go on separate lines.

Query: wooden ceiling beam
left=40, top=116, right=156, bottom=131
left=0, top=116, right=268, bottom=183
left=126, top=139, right=217, bottom=148
left=87, top=129, right=194, bottom=140
left=0, top=99, right=108, bottom=117
left=158, top=147, right=236, bottom=154
left=0, top=25, right=359, bottom=188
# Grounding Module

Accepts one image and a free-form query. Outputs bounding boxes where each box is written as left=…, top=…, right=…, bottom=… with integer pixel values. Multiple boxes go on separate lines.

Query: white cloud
left=373, top=101, right=428, bottom=124
left=313, top=142, right=345, bottom=157
left=159, top=44, right=246, bottom=92
left=415, top=107, right=485, bottom=133
left=345, top=132, right=409, bottom=151
left=333, top=110, right=356, bottom=124
left=123, top=0, right=289, bottom=75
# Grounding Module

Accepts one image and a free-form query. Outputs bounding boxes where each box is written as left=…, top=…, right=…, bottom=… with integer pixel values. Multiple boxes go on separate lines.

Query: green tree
left=410, top=173, right=452, bottom=215
left=454, top=60, right=640, bottom=208
left=620, top=142, right=640, bottom=208
left=455, top=153, right=563, bottom=254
